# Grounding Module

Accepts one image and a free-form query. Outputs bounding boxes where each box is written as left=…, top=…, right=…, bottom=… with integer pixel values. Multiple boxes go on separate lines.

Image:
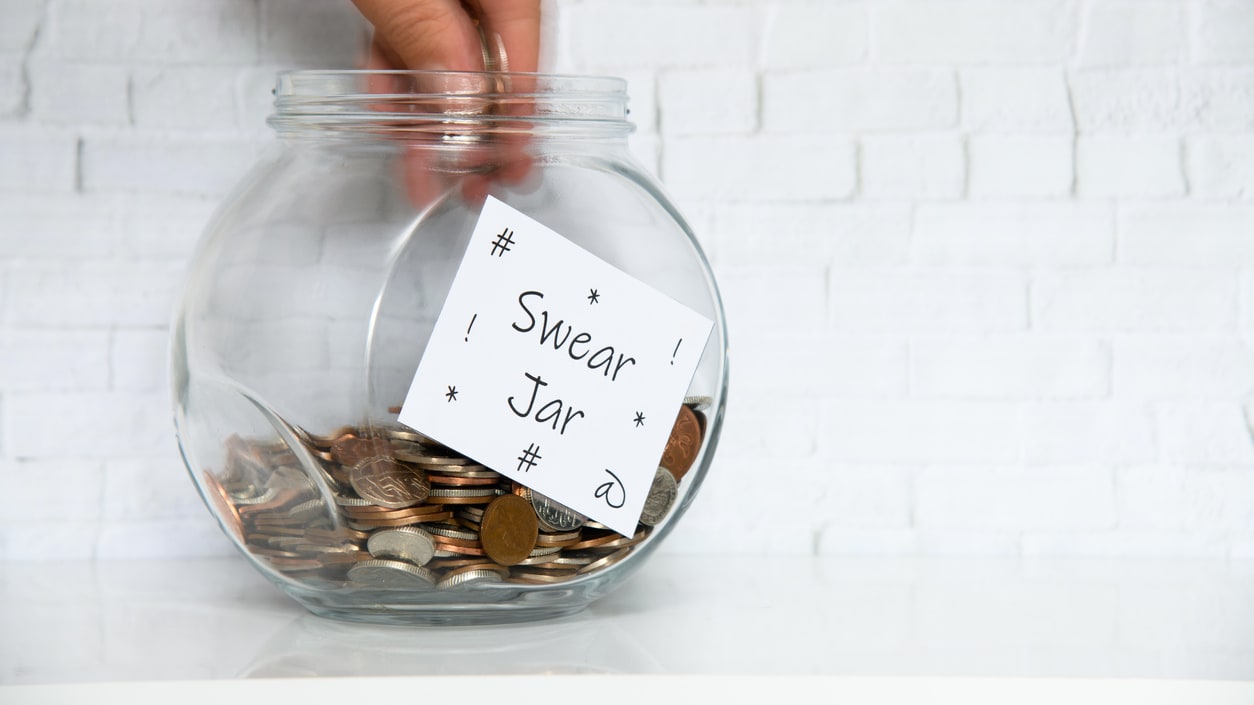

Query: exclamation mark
left=465, top=314, right=477, bottom=342
left=671, top=338, right=682, bottom=365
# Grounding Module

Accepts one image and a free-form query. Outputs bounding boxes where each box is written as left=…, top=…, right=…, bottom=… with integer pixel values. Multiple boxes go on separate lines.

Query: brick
left=1033, top=269, right=1236, bottom=331
left=822, top=401, right=1022, bottom=463
left=1119, top=466, right=1254, bottom=533
left=0, top=129, right=76, bottom=191
left=1077, top=1, right=1185, bottom=67
left=967, top=135, right=1073, bottom=198
left=831, top=271, right=1028, bottom=332
left=0, top=0, right=44, bottom=51
left=619, top=71, right=656, bottom=134
left=762, top=2, right=867, bottom=69
left=1156, top=402, right=1254, bottom=465
left=1120, top=204, right=1254, bottom=266
left=103, top=458, right=205, bottom=520
left=1181, top=69, right=1254, bottom=131
left=763, top=69, right=957, bottom=133
left=658, top=70, right=755, bottom=135
left=1243, top=274, right=1254, bottom=333
left=913, top=203, right=1112, bottom=267
left=96, top=519, right=234, bottom=558
left=4, top=261, right=186, bottom=327
left=50, top=0, right=259, bottom=63
left=0, top=57, right=23, bottom=117
left=912, top=336, right=1109, bottom=399
left=260, top=0, right=365, bottom=67
left=807, top=465, right=911, bottom=528
left=27, top=61, right=128, bottom=125
left=711, top=203, right=911, bottom=267
left=1195, top=0, right=1254, bottom=64
left=0, top=521, right=101, bottom=560
left=662, top=135, right=855, bottom=201
left=235, top=66, right=279, bottom=135
left=1076, top=135, right=1184, bottom=198
left=735, top=334, right=907, bottom=399
left=131, top=66, right=240, bottom=130
left=0, top=330, right=110, bottom=392
left=1114, top=336, right=1254, bottom=400
left=4, top=391, right=175, bottom=458
left=81, top=134, right=261, bottom=196
left=116, top=194, right=218, bottom=261
left=916, top=466, right=1114, bottom=530
left=961, top=69, right=1072, bottom=132
left=0, top=193, right=119, bottom=258
left=0, top=459, right=103, bottom=521
left=1187, top=136, right=1254, bottom=199
left=715, top=396, right=822, bottom=460
left=565, top=3, right=754, bottom=70
left=1023, top=402, right=1157, bottom=464
left=1069, top=70, right=1182, bottom=133
left=717, top=265, right=827, bottom=332
left=874, top=0, right=1075, bottom=64
left=860, top=135, right=964, bottom=200
left=111, top=329, right=169, bottom=391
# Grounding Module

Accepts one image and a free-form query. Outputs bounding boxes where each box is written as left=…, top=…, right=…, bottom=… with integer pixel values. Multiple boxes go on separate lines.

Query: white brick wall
left=2, top=0, right=1254, bottom=561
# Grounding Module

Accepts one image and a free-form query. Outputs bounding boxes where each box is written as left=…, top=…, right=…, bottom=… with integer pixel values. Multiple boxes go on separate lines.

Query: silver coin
left=347, top=559, right=436, bottom=589
left=232, top=487, right=278, bottom=505
left=437, top=568, right=506, bottom=590
left=366, top=527, right=436, bottom=566
left=287, top=498, right=327, bottom=521
left=639, top=466, right=677, bottom=527
left=531, top=491, right=587, bottom=531
left=683, top=395, right=712, bottom=410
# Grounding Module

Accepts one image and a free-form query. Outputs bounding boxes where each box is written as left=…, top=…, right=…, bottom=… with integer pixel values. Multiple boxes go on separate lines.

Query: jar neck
left=268, top=70, right=634, bottom=143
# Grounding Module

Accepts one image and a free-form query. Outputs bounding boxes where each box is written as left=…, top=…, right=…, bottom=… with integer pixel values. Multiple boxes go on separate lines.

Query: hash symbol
left=490, top=227, right=516, bottom=257
left=516, top=442, right=541, bottom=473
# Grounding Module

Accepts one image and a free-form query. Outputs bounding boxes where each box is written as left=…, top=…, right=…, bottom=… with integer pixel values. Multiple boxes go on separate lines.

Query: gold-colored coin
left=478, top=493, right=539, bottom=566
left=349, top=456, right=430, bottom=509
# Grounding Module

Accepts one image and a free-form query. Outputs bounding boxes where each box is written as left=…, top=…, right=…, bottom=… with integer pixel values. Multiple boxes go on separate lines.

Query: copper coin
left=203, top=470, right=243, bottom=542
left=349, top=456, right=429, bottom=509
left=660, top=404, right=702, bottom=481
left=331, top=435, right=393, bottom=467
left=479, top=494, right=539, bottom=566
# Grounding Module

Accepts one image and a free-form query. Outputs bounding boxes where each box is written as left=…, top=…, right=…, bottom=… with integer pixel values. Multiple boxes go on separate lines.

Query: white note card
left=399, top=197, right=714, bottom=536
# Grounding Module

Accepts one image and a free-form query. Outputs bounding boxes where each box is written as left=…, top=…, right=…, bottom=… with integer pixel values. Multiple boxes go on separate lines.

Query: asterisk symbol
left=587, top=288, right=600, bottom=305
left=633, top=411, right=645, bottom=427
left=445, top=385, right=458, bottom=402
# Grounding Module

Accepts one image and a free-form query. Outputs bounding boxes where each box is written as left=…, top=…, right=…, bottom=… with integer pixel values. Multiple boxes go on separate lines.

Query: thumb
left=352, top=0, right=484, bottom=71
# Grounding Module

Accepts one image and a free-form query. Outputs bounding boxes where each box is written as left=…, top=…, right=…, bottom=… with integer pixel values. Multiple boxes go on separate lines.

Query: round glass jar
left=171, top=70, right=728, bottom=625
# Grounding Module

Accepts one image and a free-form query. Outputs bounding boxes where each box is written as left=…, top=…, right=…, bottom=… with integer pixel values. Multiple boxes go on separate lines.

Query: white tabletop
left=2, top=554, right=1253, bottom=700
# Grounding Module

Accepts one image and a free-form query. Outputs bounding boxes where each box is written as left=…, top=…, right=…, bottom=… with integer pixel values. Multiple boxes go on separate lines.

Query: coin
left=331, top=435, right=393, bottom=466
left=479, top=494, right=539, bottom=566
left=350, top=456, right=430, bottom=509
left=683, top=395, right=712, bottom=410
left=660, top=404, right=702, bottom=481
left=437, top=565, right=508, bottom=589
left=203, top=470, right=244, bottom=542
left=347, top=559, right=437, bottom=589
left=367, top=527, right=436, bottom=566
left=639, top=466, right=677, bottom=527
left=531, top=491, right=587, bottom=532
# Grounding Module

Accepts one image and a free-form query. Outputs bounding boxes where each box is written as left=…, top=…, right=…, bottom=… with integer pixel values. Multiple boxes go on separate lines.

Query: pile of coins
left=202, top=398, right=709, bottom=590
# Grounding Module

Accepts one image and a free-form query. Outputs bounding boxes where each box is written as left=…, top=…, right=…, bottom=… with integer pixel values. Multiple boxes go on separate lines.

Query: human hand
left=351, top=0, right=542, bottom=205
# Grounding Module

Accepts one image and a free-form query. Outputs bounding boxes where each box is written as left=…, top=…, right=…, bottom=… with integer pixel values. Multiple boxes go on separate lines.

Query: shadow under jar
left=171, top=70, right=728, bottom=625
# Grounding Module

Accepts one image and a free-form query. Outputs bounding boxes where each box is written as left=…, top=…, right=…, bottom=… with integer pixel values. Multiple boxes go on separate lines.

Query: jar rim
left=270, top=69, right=633, bottom=137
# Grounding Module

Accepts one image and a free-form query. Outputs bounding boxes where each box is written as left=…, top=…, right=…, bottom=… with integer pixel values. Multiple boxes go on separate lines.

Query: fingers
left=352, top=0, right=484, bottom=71
left=476, top=0, right=542, bottom=73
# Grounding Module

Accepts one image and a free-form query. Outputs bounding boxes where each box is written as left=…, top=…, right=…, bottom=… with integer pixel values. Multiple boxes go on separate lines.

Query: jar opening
left=269, top=69, right=633, bottom=138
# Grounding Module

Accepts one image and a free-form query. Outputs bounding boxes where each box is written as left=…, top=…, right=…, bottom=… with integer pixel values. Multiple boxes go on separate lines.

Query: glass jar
left=171, top=70, right=728, bottom=625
